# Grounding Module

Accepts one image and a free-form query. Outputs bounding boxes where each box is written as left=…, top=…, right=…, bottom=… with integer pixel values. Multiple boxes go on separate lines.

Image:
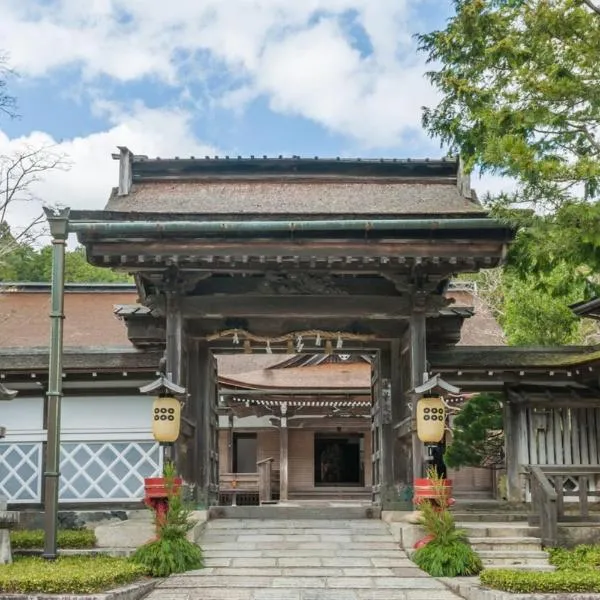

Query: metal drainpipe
left=42, top=207, right=69, bottom=560
left=69, top=217, right=511, bottom=236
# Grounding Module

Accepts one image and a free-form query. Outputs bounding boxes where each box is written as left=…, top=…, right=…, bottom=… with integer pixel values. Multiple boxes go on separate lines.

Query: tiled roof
left=106, top=151, right=482, bottom=215
left=106, top=181, right=483, bottom=215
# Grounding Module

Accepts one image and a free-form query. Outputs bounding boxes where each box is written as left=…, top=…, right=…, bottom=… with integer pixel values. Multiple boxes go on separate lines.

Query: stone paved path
left=146, top=518, right=464, bottom=600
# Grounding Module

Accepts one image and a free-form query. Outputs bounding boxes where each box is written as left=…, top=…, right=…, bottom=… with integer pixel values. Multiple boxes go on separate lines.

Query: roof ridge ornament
left=0, top=382, right=18, bottom=401
left=410, top=372, right=461, bottom=397
left=139, top=374, right=186, bottom=397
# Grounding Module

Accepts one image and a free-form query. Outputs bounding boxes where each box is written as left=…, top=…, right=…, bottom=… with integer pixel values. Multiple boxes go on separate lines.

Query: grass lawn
left=0, top=556, right=148, bottom=594
left=480, top=544, right=600, bottom=594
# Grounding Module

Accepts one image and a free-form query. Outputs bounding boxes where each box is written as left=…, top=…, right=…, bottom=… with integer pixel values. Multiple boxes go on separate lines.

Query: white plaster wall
left=61, top=395, right=154, bottom=440
left=1, top=396, right=44, bottom=441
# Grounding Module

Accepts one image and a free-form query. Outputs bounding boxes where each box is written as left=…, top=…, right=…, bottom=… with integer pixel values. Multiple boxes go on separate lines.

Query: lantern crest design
left=152, top=396, right=181, bottom=442
left=416, top=396, right=446, bottom=443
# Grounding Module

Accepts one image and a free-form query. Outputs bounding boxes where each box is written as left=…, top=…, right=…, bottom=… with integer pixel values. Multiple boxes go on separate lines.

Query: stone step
left=147, top=588, right=460, bottom=600
left=203, top=549, right=409, bottom=560
left=468, top=536, right=543, bottom=551
left=483, top=563, right=556, bottom=572
left=477, top=550, right=552, bottom=566
left=206, top=519, right=388, bottom=530
left=456, top=522, right=540, bottom=537
left=202, top=541, right=401, bottom=551
left=155, top=574, right=456, bottom=591
left=452, top=512, right=529, bottom=522
left=208, top=506, right=381, bottom=520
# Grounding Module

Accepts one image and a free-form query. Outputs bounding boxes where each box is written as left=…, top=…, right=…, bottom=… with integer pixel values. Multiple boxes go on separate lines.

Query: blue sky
left=0, top=0, right=511, bottom=230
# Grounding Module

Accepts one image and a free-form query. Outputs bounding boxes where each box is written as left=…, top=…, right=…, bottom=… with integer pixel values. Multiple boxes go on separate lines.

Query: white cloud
left=474, top=172, right=519, bottom=199
left=0, top=0, right=435, bottom=147
left=0, top=103, right=217, bottom=237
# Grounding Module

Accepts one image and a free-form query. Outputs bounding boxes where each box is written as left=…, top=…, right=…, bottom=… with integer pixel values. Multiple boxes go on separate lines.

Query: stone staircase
left=453, top=503, right=554, bottom=572
left=146, top=518, right=463, bottom=599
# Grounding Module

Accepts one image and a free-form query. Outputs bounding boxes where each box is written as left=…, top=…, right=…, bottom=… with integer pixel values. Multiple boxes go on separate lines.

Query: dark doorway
left=233, top=433, right=257, bottom=473
left=314, top=433, right=363, bottom=486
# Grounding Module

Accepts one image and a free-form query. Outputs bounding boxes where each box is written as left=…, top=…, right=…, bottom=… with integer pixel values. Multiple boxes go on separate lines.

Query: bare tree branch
left=0, top=52, right=17, bottom=120
left=583, top=0, right=600, bottom=15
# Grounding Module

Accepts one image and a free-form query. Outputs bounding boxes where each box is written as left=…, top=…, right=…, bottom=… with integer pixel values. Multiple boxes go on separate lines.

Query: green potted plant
left=133, top=463, right=203, bottom=577
left=412, top=468, right=482, bottom=577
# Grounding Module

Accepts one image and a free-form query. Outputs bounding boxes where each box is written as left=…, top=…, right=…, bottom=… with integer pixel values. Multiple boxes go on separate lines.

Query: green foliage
left=480, top=569, right=600, bottom=593
left=0, top=556, right=147, bottom=594
left=0, top=240, right=130, bottom=283
left=550, top=545, right=600, bottom=571
left=132, top=536, right=203, bottom=578
left=413, top=469, right=483, bottom=577
left=444, top=393, right=504, bottom=469
left=418, top=0, right=600, bottom=204
left=10, top=529, right=96, bottom=549
left=418, top=0, right=600, bottom=318
left=132, top=464, right=203, bottom=577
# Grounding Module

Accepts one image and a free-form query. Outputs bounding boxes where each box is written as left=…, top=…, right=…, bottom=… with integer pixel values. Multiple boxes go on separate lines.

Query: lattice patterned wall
left=0, top=441, right=161, bottom=503
left=59, top=441, right=161, bottom=502
left=0, top=443, right=42, bottom=503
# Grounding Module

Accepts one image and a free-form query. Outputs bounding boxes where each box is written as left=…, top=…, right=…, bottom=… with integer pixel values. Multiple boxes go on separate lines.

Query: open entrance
left=233, top=433, right=258, bottom=473
left=314, top=433, right=364, bottom=486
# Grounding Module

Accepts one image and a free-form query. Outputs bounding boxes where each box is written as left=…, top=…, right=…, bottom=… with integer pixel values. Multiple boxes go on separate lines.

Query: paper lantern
left=416, top=397, right=446, bottom=443
left=152, top=396, right=181, bottom=442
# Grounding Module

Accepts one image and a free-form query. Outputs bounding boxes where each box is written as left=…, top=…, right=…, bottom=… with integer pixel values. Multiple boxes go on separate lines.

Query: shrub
left=131, top=462, right=203, bottom=577
left=550, top=545, right=600, bottom=571
left=480, top=569, right=600, bottom=593
left=412, top=468, right=483, bottom=577
left=10, top=529, right=96, bottom=549
left=0, top=556, right=147, bottom=594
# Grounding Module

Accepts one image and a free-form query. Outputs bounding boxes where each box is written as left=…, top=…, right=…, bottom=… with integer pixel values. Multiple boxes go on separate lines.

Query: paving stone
left=325, top=577, right=373, bottom=588
left=374, top=577, right=445, bottom=589
left=404, top=592, right=463, bottom=600
left=357, top=592, right=409, bottom=600
left=282, top=568, right=343, bottom=577
left=301, top=591, right=359, bottom=600
left=232, top=557, right=279, bottom=567
left=238, top=534, right=285, bottom=542
left=340, top=568, right=395, bottom=576
left=253, top=590, right=301, bottom=600
left=271, top=577, right=327, bottom=588
left=278, top=557, right=324, bottom=567
left=370, top=557, right=415, bottom=567
left=203, top=557, right=232, bottom=567
left=159, top=576, right=275, bottom=588
left=321, top=557, right=372, bottom=567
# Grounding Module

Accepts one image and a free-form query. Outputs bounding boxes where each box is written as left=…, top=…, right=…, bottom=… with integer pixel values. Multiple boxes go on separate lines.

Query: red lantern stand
left=143, top=476, right=183, bottom=526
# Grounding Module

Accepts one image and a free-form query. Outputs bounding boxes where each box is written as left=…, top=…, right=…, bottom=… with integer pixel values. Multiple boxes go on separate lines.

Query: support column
left=279, top=403, right=289, bottom=502
left=504, top=394, right=524, bottom=502
left=164, top=288, right=184, bottom=465
left=410, top=312, right=428, bottom=480
left=380, top=347, right=395, bottom=508
left=42, top=207, right=69, bottom=560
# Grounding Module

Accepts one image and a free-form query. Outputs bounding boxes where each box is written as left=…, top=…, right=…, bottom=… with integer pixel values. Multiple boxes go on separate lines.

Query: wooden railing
left=528, top=466, right=558, bottom=547
left=257, top=458, right=274, bottom=504
left=219, top=457, right=278, bottom=505
left=526, top=465, right=600, bottom=547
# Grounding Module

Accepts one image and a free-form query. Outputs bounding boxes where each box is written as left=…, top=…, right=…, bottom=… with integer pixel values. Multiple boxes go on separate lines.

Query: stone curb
left=0, top=579, right=157, bottom=600
left=441, top=576, right=600, bottom=600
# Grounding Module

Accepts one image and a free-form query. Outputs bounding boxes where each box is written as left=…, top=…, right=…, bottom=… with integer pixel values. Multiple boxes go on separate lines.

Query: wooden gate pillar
left=280, top=403, right=289, bottom=501
left=410, top=312, right=428, bottom=480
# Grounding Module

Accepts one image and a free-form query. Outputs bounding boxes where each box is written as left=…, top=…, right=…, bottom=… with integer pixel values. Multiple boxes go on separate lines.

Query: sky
left=0, top=0, right=516, bottom=235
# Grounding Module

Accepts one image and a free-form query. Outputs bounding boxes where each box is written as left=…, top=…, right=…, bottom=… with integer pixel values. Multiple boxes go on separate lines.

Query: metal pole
left=42, top=207, right=69, bottom=560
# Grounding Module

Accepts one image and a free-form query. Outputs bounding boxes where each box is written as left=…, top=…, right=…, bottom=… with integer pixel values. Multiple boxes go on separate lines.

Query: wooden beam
left=157, top=294, right=449, bottom=319
left=90, top=240, right=506, bottom=259
left=504, top=397, right=522, bottom=502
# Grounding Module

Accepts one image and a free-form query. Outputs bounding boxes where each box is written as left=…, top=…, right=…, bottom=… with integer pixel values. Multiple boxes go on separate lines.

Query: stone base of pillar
left=0, top=530, right=12, bottom=564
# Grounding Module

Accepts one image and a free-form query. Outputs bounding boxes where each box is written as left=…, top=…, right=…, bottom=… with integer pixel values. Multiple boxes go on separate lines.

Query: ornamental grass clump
left=132, top=462, right=203, bottom=577
left=0, top=556, right=147, bottom=594
left=412, top=468, right=482, bottom=577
